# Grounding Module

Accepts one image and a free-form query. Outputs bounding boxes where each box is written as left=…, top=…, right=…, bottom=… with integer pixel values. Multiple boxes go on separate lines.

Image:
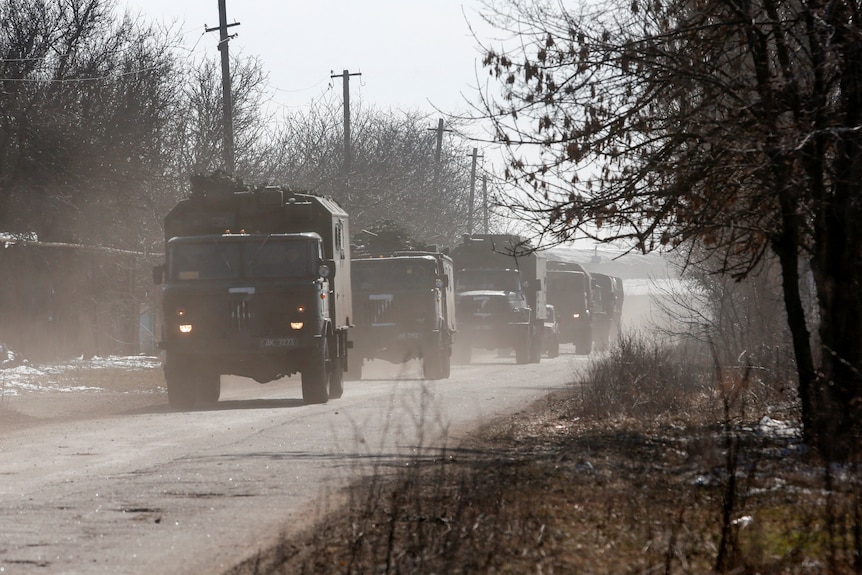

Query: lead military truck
left=153, top=173, right=352, bottom=409
left=450, top=234, right=547, bottom=364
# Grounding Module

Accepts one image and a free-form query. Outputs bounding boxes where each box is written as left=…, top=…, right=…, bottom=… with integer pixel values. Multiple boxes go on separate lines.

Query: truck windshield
left=244, top=239, right=308, bottom=278
left=171, top=242, right=240, bottom=280
left=456, top=269, right=521, bottom=293
left=170, top=238, right=310, bottom=280
left=353, top=259, right=435, bottom=290
left=548, top=273, right=588, bottom=312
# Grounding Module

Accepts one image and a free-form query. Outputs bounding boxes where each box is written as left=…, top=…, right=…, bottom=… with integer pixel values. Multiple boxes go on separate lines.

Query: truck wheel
left=545, top=334, right=560, bottom=357
left=197, top=371, right=221, bottom=404
left=529, top=327, right=542, bottom=364
left=547, top=336, right=560, bottom=358
left=301, top=342, right=330, bottom=404
left=328, top=355, right=344, bottom=400
left=165, top=354, right=196, bottom=410
left=575, top=334, right=592, bottom=355
left=422, top=344, right=448, bottom=380
left=441, top=344, right=451, bottom=378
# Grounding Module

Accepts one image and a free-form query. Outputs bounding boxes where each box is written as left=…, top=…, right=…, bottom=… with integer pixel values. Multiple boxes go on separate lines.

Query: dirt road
left=0, top=351, right=584, bottom=574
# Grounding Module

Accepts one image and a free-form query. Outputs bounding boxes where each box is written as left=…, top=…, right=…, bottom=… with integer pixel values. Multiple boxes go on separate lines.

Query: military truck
left=546, top=260, right=593, bottom=355
left=348, top=248, right=455, bottom=380
left=450, top=234, right=546, bottom=364
left=152, top=173, right=352, bottom=409
left=590, top=272, right=624, bottom=351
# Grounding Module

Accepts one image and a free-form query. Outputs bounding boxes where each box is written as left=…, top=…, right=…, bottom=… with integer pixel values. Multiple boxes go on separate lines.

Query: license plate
left=261, top=337, right=298, bottom=347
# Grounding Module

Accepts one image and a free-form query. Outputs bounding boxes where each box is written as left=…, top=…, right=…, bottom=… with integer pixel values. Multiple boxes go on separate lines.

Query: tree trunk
left=773, top=226, right=817, bottom=447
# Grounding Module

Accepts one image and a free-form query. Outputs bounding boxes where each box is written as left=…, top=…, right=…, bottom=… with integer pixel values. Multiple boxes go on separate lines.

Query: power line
left=0, top=62, right=172, bottom=83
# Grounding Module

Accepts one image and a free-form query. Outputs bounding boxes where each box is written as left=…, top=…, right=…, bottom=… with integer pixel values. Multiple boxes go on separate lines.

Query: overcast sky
left=119, top=0, right=494, bottom=118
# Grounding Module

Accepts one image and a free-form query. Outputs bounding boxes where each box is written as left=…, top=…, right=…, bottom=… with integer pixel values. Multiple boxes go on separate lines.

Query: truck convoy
left=546, top=260, right=593, bottom=355
left=450, top=234, right=547, bottom=364
left=348, top=248, right=455, bottom=380
left=152, top=173, right=352, bottom=409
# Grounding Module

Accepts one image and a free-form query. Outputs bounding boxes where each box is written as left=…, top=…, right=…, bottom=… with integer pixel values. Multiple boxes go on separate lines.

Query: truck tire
left=328, top=354, right=344, bottom=399
left=422, top=342, right=449, bottom=380
left=165, top=354, right=197, bottom=410
left=529, top=330, right=543, bottom=364
left=302, top=341, right=330, bottom=404
left=197, top=371, right=221, bottom=404
left=546, top=335, right=560, bottom=358
left=575, top=333, right=592, bottom=355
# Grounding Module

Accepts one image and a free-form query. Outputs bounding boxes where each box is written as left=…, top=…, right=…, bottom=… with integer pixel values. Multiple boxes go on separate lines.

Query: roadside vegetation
left=228, top=251, right=856, bottom=574
left=229, top=329, right=859, bottom=574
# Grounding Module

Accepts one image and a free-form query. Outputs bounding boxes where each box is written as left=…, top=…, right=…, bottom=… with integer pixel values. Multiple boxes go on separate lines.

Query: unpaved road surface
left=0, top=351, right=585, bottom=574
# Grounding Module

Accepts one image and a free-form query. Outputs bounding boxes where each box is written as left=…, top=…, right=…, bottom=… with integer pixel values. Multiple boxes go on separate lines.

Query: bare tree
left=174, top=54, right=278, bottom=180
left=268, top=94, right=477, bottom=248
left=0, top=0, right=186, bottom=359
left=0, top=0, right=186, bottom=246
left=476, top=0, right=862, bottom=457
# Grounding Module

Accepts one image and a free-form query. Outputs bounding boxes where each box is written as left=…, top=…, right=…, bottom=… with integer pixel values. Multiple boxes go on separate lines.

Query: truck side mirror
left=152, top=264, right=164, bottom=285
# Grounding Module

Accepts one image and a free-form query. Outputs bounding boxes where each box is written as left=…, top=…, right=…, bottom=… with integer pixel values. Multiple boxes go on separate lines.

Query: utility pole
left=467, top=147, right=483, bottom=234
left=428, top=118, right=452, bottom=197
left=331, top=69, right=362, bottom=200
left=482, top=173, right=489, bottom=234
left=206, top=0, right=240, bottom=174
left=433, top=118, right=445, bottom=165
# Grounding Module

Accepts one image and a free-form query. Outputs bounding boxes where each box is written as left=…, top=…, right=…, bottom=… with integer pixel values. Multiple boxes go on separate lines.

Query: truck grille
left=356, top=294, right=395, bottom=326
left=354, top=291, right=432, bottom=328
left=457, top=295, right=508, bottom=316
left=229, top=297, right=252, bottom=331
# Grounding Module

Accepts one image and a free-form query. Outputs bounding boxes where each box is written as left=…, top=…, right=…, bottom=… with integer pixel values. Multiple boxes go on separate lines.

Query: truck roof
left=165, top=181, right=347, bottom=241
left=353, top=254, right=440, bottom=263
left=167, top=232, right=323, bottom=245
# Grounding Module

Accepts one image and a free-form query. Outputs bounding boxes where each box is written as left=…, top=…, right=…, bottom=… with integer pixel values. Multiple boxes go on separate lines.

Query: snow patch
left=754, top=416, right=801, bottom=439
left=0, top=354, right=161, bottom=396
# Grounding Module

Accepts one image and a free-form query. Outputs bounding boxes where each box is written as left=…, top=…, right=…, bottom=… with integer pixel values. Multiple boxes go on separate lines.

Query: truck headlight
left=290, top=322, right=304, bottom=330
left=179, top=324, right=193, bottom=334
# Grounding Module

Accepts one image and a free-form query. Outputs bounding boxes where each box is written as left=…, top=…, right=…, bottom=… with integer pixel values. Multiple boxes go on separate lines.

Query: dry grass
left=229, top=333, right=862, bottom=575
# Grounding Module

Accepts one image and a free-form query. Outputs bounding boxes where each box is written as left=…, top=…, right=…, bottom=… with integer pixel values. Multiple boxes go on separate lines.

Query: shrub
left=577, top=331, right=712, bottom=419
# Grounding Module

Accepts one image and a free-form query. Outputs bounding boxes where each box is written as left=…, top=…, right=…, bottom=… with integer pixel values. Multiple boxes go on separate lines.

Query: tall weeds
left=577, top=331, right=712, bottom=420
